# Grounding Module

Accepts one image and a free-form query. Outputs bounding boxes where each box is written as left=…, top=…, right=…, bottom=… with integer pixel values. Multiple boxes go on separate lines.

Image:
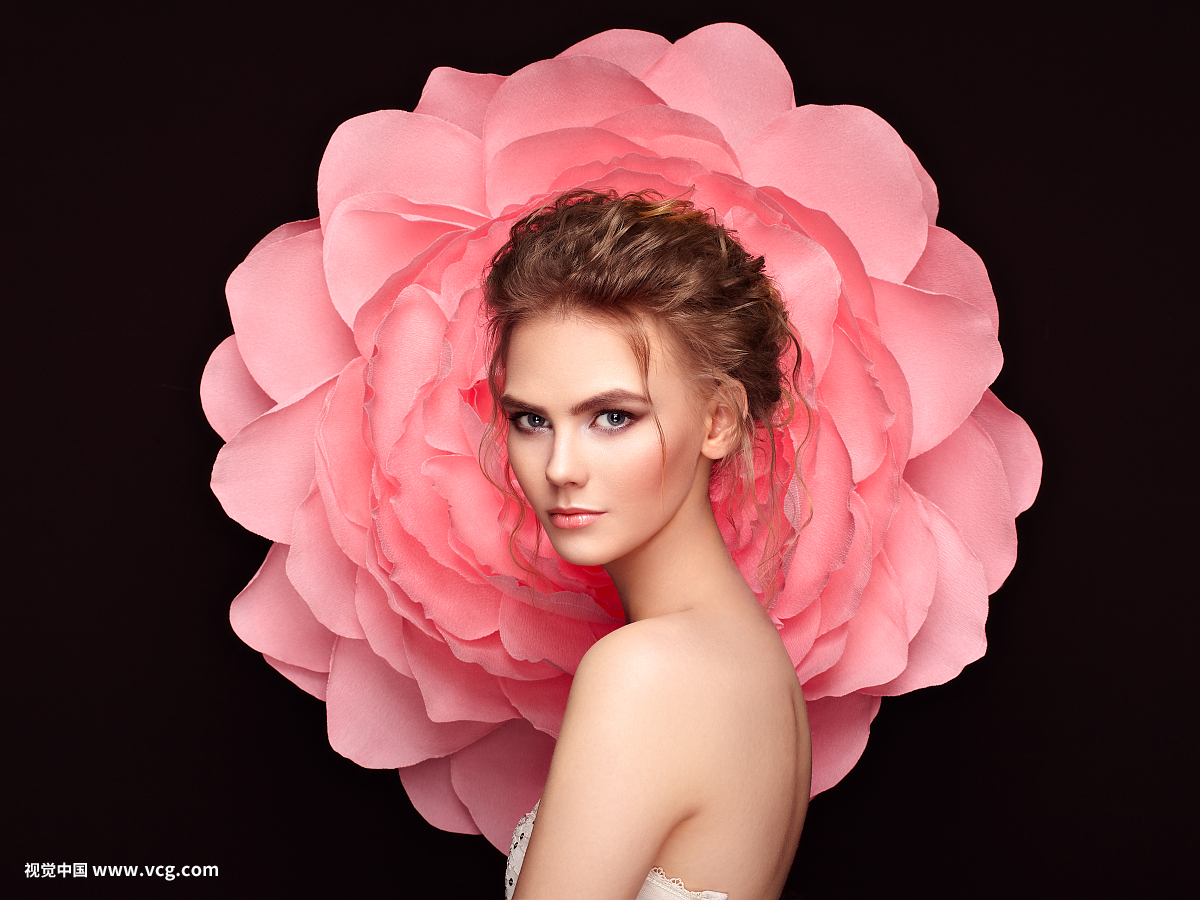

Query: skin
left=502, top=312, right=811, bottom=900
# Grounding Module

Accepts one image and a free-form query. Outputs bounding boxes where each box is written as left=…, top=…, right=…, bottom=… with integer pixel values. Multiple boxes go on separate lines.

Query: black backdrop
left=7, top=3, right=1194, bottom=897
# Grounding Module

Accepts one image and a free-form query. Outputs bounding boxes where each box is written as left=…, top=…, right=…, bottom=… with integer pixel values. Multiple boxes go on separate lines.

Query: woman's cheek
left=506, top=439, right=543, bottom=506
left=605, top=430, right=687, bottom=526
left=610, top=429, right=666, bottom=498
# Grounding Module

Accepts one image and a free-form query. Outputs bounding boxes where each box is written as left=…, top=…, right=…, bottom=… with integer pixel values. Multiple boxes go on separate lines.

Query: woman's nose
left=545, top=429, right=587, bottom=486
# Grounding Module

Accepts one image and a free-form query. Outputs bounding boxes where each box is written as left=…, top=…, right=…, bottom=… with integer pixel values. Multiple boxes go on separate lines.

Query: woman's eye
left=597, top=411, right=630, bottom=428
left=511, top=413, right=547, bottom=430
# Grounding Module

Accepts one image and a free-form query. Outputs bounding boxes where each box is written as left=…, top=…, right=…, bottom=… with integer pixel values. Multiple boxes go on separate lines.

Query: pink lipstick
left=548, top=508, right=604, bottom=529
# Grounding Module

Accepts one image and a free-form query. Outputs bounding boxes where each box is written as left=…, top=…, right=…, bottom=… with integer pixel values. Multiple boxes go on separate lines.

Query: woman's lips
left=548, top=509, right=604, bottom=530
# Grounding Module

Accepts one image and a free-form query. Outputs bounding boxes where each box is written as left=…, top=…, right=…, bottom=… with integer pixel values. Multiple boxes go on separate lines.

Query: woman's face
left=501, top=313, right=714, bottom=570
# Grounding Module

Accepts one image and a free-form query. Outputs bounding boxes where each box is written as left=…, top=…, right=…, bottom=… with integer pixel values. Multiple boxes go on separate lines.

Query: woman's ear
left=701, top=380, right=747, bottom=461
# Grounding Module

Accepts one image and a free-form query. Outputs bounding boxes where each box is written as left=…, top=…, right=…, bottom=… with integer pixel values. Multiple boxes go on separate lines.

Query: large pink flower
left=202, top=24, right=1040, bottom=851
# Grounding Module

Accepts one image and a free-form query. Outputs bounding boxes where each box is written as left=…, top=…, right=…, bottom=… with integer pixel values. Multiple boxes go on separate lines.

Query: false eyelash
left=507, top=411, right=547, bottom=433
left=506, top=409, right=639, bottom=433
left=593, top=410, right=639, bottom=431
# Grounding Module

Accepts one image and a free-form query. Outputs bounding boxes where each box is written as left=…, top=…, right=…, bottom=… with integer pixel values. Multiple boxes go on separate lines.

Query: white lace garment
left=505, top=803, right=728, bottom=900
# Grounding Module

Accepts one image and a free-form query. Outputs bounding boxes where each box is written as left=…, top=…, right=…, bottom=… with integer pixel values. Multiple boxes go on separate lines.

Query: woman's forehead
left=507, top=314, right=643, bottom=387
left=505, top=312, right=687, bottom=400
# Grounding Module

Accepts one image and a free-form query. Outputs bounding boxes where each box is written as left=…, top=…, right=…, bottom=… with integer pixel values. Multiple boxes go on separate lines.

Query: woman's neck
left=604, top=485, right=755, bottom=623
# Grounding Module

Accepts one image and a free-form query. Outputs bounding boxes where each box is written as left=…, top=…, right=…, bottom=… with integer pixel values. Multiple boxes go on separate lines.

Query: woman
left=484, top=190, right=811, bottom=900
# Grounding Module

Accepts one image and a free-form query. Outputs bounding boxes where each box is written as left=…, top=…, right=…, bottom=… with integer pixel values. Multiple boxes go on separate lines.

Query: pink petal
left=853, top=437, right=900, bottom=557
left=772, top=407, right=857, bottom=621
left=420, top=366, right=484, bottom=461
left=557, top=29, right=673, bottom=78
left=431, top=453, right=514, bottom=577
left=795, top=492, right=874, bottom=687
left=263, top=655, right=328, bottom=701
left=486, top=128, right=647, bottom=216
left=797, top=627, right=848, bottom=692
left=498, top=590, right=612, bottom=675
left=438, top=629, right=551, bottom=682
left=595, top=104, right=740, bottom=175
left=326, top=637, right=499, bottom=768
left=414, top=67, right=505, bottom=138
left=817, top=323, right=895, bottom=483
left=777, top=602, right=821, bottom=678
left=814, top=491, right=874, bottom=635
left=905, top=414, right=1016, bottom=594
left=226, top=227, right=359, bottom=403
left=499, top=674, right=572, bottom=737
left=875, top=495, right=988, bottom=694
left=906, top=146, right=940, bottom=225
left=694, top=170, right=786, bottom=220
left=402, top=620, right=518, bottom=724
left=351, top=230, right=470, bottom=358
left=415, top=218, right=509, bottom=321
left=353, top=564, right=418, bottom=678
left=970, top=390, right=1042, bottom=514
left=286, top=484, right=366, bottom=639
left=873, top=278, right=1002, bottom=457
left=642, top=23, right=795, bottom=154
left=730, top=212, right=841, bottom=384
left=364, top=285, right=448, bottom=453
left=806, top=693, right=881, bottom=796
left=200, top=336, right=274, bottom=441
left=314, top=357, right=373, bottom=555
left=757, top=186, right=877, bottom=326
left=245, top=217, right=320, bottom=253
left=398, top=757, right=481, bottom=835
left=386, top=422, right=505, bottom=601
left=317, top=110, right=487, bottom=229
left=211, top=382, right=330, bottom=543
left=372, top=475, right=503, bottom=640
left=482, top=56, right=662, bottom=166
left=449, top=719, right=556, bottom=852
left=323, top=193, right=473, bottom=327
left=881, top=484, right=939, bottom=640
left=551, top=153, right=710, bottom=199
left=546, top=166, right=696, bottom=220
left=803, top=554, right=909, bottom=697
left=857, top=318, right=914, bottom=470
left=741, top=106, right=928, bottom=283
left=906, top=225, right=999, bottom=333
left=229, top=542, right=335, bottom=674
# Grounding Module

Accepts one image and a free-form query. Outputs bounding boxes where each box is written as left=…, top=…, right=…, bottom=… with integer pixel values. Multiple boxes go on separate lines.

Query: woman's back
left=648, top=601, right=809, bottom=898
left=513, top=591, right=809, bottom=900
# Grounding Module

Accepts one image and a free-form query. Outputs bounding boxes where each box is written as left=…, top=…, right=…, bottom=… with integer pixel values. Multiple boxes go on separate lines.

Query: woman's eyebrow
left=570, top=389, right=650, bottom=415
left=499, top=394, right=549, bottom=417
left=500, top=389, right=649, bottom=417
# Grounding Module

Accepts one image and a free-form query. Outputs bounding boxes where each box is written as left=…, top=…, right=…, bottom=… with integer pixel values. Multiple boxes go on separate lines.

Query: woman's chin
left=543, top=533, right=617, bottom=570
left=548, top=545, right=610, bottom=569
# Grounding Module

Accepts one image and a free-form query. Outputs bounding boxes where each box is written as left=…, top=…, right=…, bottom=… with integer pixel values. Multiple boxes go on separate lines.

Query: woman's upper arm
left=512, top=627, right=702, bottom=899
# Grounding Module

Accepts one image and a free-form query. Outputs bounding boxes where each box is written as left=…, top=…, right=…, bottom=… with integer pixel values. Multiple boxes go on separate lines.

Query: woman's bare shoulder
left=568, top=618, right=687, bottom=721
left=517, top=616, right=716, bottom=896
left=573, top=611, right=725, bottom=702
left=525, top=607, right=806, bottom=897
left=570, top=606, right=788, bottom=739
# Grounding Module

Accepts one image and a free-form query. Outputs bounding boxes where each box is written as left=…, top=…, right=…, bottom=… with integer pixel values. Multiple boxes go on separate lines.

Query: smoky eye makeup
left=506, top=408, right=639, bottom=434
left=592, top=409, right=637, bottom=430
left=507, top=411, right=548, bottom=433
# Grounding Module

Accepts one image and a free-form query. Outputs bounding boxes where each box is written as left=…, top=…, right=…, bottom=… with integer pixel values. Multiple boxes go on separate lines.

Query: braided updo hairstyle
left=482, top=189, right=808, bottom=598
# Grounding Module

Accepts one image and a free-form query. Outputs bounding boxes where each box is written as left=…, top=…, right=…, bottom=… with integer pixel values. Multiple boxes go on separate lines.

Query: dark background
left=7, top=2, right=1194, bottom=897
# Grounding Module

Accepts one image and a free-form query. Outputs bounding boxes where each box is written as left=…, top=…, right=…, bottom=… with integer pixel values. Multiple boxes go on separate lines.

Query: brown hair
left=481, top=189, right=808, bottom=600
